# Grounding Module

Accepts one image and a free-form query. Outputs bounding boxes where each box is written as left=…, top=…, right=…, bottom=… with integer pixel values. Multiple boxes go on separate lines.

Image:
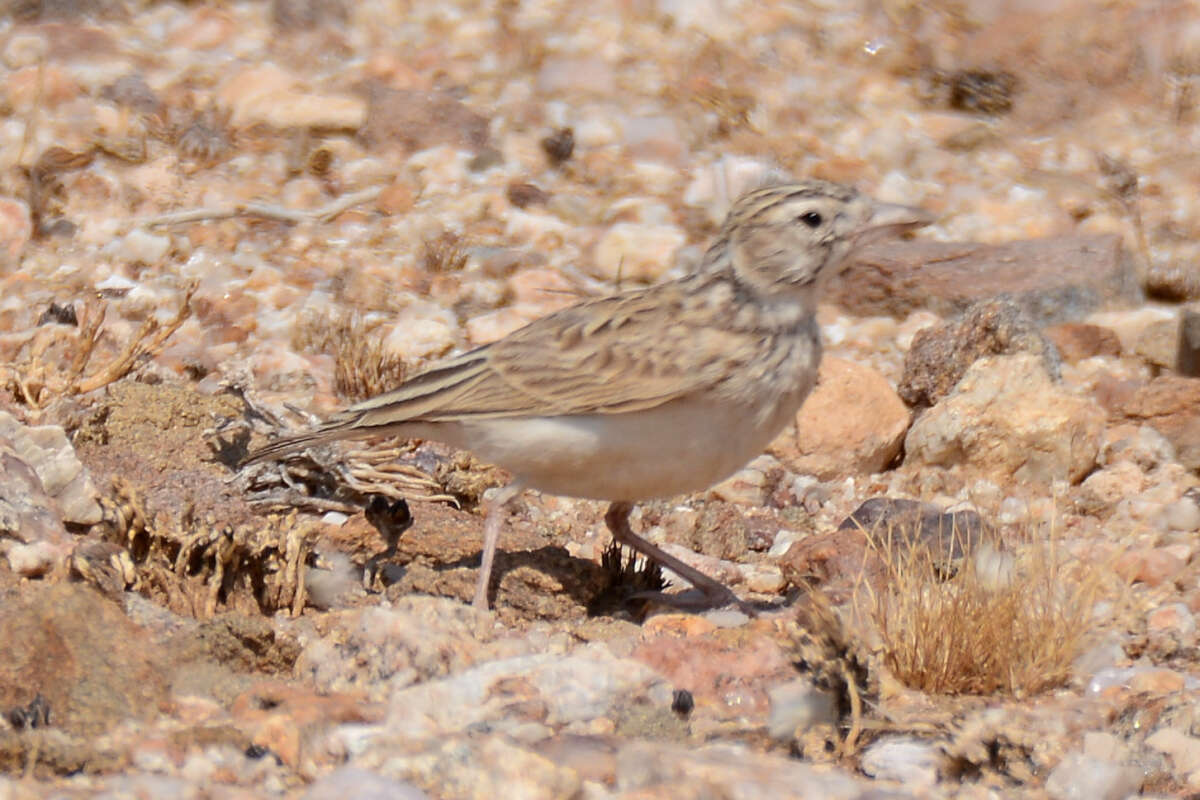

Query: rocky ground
left=1, top=0, right=1200, bottom=797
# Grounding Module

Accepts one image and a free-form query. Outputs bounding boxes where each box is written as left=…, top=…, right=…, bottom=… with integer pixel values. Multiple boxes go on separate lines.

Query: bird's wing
left=347, top=283, right=752, bottom=428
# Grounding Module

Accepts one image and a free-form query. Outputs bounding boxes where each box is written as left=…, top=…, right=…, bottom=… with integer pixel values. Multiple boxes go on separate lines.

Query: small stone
left=381, top=305, right=458, bottom=361
left=1082, top=732, right=1128, bottom=763
left=112, top=228, right=171, bottom=265
left=769, top=357, right=910, bottom=479
left=537, top=57, right=615, bottom=95
left=590, top=223, right=686, bottom=283
left=540, top=127, right=574, bottom=166
left=302, top=767, right=431, bottom=800
left=1075, top=462, right=1145, bottom=516
left=859, top=737, right=944, bottom=789
left=1044, top=752, right=1142, bottom=800
left=766, top=678, right=838, bottom=740
left=1044, top=322, right=1122, bottom=362
left=1178, top=308, right=1200, bottom=376
left=1146, top=603, right=1196, bottom=638
left=709, top=454, right=779, bottom=506
left=0, top=198, right=32, bottom=264
left=1164, top=496, right=1200, bottom=532
left=465, top=307, right=534, bottom=346
left=1098, top=423, right=1176, bottom=470
left=1147, top=727, right=1200, bottom=775
left=1119, top=376, right=1200, bottom=471
left=219, top=64, right=365, bottom=130
left=1134, top=317, right=1181, bottom=369
left=0, top=411, right=101, bottom=525
left=3, top=33, right=47, bottom=69
left=376, top=178, right=416, bottom=215
left=1128, top=667, right=1187, bottom=693
left=904, top=354, right=1105, bottom=484
left=837, top=497, right=993, bottom=563
left=738, top=563, right=785, bottom=594
left=1113, top=548, right=1186, bottom=588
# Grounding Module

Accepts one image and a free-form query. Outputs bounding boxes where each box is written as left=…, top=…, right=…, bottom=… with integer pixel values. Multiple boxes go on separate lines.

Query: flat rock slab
left=831, top=234, right=1140, bottom=324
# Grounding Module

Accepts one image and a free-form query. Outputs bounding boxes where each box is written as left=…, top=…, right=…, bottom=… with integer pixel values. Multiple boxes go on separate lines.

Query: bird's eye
left=798, top=211, right=823, bottom=228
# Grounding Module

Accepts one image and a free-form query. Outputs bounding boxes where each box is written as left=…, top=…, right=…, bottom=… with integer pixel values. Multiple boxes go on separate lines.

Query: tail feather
left=240, top=412, right=375, bottom=466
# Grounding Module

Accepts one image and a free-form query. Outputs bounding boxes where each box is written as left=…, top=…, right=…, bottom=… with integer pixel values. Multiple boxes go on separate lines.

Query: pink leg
left=604, top=502, right=755, bottom=615
left=472, top=483, right=523, bottom=610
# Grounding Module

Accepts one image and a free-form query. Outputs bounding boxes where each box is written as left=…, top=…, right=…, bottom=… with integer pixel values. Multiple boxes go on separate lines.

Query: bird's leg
left=604, top=501, right=756, bottom=616
left=473, top=482, right=523, bottom=610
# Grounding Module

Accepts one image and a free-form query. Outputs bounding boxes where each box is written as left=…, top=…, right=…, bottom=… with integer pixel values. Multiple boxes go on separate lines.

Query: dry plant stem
left=140, top=185, right=384, bottom=229
left=73, top=282, right=197, bottom=394
left=66, top=303, right=105, bottom=384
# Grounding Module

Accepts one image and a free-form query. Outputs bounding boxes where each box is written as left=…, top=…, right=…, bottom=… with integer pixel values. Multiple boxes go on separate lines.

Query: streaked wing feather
left=347, top=284, right=744, bottom=425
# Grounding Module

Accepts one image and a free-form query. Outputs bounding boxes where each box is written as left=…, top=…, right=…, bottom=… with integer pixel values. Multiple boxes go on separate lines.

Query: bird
left=244, top=180, right=931, bottom=612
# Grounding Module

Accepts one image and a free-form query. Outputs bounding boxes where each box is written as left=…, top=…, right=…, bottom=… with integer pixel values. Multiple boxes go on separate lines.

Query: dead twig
left=139, top=185, right=385, bottom=229
left=73, top=282, right=197, bottom=394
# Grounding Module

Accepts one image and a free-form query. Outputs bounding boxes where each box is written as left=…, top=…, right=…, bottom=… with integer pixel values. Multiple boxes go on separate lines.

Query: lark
left=245, top=180, right=930, bottom=612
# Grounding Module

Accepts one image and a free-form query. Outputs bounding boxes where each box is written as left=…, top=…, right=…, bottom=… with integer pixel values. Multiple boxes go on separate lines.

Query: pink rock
left=771, top=357, right=910, bottom=479
left=0, top=198, right=32, bottom=264
left=1113, top=548, right=1186, bottom=588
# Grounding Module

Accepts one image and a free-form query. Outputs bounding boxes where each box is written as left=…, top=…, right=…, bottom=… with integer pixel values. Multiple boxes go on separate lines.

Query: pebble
left=302, top=767, right=430, bottom=800
left=859, top=736, right=944, bottom=790
left=1147, top=727, right=1200, bottom=776
left=381, top=305, right=458, bottom=361
left=385, top=645, right=670, bottom=739
left=218, top=64, right=366, bottom=129
left=110, top=228, right=172, bottom=265
left=766, top=678, right=838, bottom=739
left=590, top=222, right=686, bottom=283
left=0, top=411, right=102, bottom=525
left=1164, top=495, right=1200, bottom=532
left=0, top=198, right=32, bottom=263
left=1044, top=752, right=1142, bottom=800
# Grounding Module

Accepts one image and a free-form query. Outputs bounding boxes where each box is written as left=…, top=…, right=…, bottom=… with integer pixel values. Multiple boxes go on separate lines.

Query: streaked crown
left=707, top=179, right=929, bottom=298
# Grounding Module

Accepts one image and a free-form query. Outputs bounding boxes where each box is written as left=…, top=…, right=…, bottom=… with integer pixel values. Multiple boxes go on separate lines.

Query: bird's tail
left=240, top=410, right=376, bottom=466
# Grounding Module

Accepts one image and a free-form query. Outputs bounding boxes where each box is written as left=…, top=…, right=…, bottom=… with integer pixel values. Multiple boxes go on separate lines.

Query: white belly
left=405, top=389, right=809, bottom=502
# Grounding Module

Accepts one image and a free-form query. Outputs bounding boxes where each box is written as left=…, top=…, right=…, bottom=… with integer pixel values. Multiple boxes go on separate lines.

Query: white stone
left=1164, top=496, right=1200, bottom=532
left=1044, top=752, right=1141, bottom=800
left=115, top=228, right=171, bottom=265
left=766, top=678, right=838, bottom=739
left=590, top=223, right=685, bottom=283
left=859, top=737, right=943, bottom=790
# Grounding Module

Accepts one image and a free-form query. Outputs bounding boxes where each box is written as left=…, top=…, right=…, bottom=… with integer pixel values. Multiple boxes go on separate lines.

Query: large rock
left=769, top=357, right=909, bottom=479
left=899, top=298, right=1061, bottom=410
left=1118, top=375, right=1200, bottom=471
left=905, top=354, right=1104, bottom=484
left=830, top=235, right=1140, bottom=324
left=0, top=583, right=167, bottom=737
left=0, top=449, right=73, bottom=577
left=0, top=411, right=101, bottom=525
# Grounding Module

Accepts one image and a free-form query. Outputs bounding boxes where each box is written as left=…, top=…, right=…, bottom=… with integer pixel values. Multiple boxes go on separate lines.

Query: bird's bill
left=855, top=201, right=934, bottom=245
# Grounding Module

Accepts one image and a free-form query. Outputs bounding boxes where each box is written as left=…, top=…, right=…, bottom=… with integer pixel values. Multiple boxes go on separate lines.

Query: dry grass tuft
left=293, top=310, right=406, bottom=402
left=867, top=529, right=1103, bottom=697
left=420, top=230, right=469, bottom=274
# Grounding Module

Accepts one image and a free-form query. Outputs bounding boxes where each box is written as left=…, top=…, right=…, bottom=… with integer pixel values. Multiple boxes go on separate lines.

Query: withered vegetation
left=292, top=309, right=407, bottom=402
left=866, top=526, right=1105, bottom=696
left=1, top=284, right=195, bottom=411
left=72, top=477, right=316, bottom=619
